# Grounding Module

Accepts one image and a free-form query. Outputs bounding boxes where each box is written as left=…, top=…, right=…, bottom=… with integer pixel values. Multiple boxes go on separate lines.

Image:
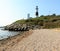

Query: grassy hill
left=12, top=14, right=60, bottom=29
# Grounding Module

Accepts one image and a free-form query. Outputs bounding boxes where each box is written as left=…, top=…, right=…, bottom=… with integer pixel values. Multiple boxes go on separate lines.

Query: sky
left=0, top=0, right=60, bottom=26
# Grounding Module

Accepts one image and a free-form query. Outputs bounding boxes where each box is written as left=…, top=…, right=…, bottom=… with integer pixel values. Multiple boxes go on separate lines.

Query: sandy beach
left=0, top=29, right=60, bottom=51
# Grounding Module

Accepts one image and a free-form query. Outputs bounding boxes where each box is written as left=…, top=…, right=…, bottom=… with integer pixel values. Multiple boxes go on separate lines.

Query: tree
left=52, top=13, right=56, bottom=16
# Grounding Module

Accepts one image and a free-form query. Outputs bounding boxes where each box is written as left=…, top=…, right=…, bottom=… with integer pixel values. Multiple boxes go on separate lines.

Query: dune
left=0, top=29, right=60, bottom=51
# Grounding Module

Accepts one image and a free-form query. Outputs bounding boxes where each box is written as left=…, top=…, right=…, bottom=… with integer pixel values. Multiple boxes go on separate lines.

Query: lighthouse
left=36, top=6, right=39, bottom=17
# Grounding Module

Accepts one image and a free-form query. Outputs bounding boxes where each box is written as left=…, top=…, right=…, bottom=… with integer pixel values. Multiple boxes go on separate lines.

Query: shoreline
left=0, top=29, right=60, bottom=51
left=0, top=30, right=33, bottom=51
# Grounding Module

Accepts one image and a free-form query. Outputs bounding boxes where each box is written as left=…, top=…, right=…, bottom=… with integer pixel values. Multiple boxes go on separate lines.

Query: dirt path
left=1, top=29, right=60, bottom=51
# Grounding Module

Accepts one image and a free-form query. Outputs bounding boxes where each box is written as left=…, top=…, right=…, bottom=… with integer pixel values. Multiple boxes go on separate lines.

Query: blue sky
left=0, top=0, right=60, bottom=26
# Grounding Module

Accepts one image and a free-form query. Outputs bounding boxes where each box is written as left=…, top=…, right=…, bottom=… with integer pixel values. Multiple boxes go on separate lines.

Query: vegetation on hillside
left=12, top=14, right=60, bottom=29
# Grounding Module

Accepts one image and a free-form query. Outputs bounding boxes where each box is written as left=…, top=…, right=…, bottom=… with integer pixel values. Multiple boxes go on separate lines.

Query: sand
left=0, top=29, right=60, bottom=51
